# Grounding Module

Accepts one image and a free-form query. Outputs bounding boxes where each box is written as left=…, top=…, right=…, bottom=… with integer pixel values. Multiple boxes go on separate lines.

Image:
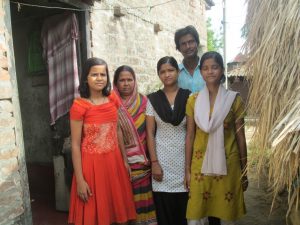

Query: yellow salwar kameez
left=186, top=94, right=246, bottom=221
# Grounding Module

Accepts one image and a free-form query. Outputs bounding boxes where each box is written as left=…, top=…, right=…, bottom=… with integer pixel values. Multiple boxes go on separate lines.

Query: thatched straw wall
left=244, top=0, right=300, bottom=214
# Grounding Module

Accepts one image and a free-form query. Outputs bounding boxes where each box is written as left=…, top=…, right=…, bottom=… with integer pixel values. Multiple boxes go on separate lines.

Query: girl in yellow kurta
left=185, top=51, right=248, bottom=225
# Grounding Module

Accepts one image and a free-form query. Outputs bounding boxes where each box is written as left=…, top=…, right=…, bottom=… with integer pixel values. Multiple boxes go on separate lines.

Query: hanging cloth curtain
left=41, top=13, right=80, bottom=125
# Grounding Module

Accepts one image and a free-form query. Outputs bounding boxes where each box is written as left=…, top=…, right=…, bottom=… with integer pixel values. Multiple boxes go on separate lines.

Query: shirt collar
left=179, top=63, right=184, bottom=71
left=179, top=58, right=201, bottom=71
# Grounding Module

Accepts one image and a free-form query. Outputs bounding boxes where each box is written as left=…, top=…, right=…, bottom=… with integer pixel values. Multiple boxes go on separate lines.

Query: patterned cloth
left=178, top=61, right=205, bottom=93
left=114, top=86, right=157, bottom=225
left=146, top=101, right=187, bottom=192
left=186, top=94, right=246, bottom=221
left=41, top=13, right=80, bottom=125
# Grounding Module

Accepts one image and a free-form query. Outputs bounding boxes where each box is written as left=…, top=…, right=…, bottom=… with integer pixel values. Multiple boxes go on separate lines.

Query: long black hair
left=200, top=51, right=225, bottom=83
left=78, top=57, right=111, bottom=98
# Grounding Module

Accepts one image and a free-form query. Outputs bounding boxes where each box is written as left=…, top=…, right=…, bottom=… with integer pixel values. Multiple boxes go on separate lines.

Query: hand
left=184, top=170, right=191, bottom=191
left=242, top=175, right=248, bottom=191
left=152, top=162, right=163, bottom=182
left=77, top=179, right=92, bottom=202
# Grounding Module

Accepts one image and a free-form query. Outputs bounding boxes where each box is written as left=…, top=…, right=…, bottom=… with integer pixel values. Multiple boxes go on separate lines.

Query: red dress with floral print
left=68, top=93, right=136, bottom=225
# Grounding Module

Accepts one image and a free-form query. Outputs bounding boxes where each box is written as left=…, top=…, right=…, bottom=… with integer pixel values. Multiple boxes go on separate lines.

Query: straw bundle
left=243, top=0, right=300, bottom=214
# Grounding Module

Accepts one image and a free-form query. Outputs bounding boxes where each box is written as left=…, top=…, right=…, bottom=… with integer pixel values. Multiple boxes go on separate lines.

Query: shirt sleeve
left=186, top=94, right=197, bottom=117
left=232, top=94, right=246, bottom=121
left=70, top=99, right=87, bottom=121
left=145, top=100, right=154, bottom=116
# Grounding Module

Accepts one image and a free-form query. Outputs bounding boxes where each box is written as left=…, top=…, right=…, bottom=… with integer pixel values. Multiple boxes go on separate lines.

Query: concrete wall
left=0, top=0, right=31, bottom=224
left=90, top=0, right=208, bottom=94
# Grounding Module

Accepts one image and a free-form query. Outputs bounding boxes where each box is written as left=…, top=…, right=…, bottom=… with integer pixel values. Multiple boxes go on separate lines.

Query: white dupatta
left=194, top=85, right=237, bottom=176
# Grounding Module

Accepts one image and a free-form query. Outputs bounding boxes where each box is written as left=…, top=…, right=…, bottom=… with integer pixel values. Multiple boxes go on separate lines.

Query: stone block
left=0, top=42, right=7, bottom=52
left=0, top=158, right=19, bottom=176
left=0, top=85, right=12, bottom=99
left=0, top=100, right=13, bottom=112
left=0, top=129, right=15, bottom=147
left=0, top=147, right=18, bottom=160
left=0, top=56, right=8, bottom=69
left=0, top=68, right=9, bottom=80
left=0, top=180, right=16, bottom=193
left=0, top=10, right=4, bottom=19
left=0, top=189, right=22, bottom=205
left=0, top=112, right=15, bottom=128
left=0, top=205, right=24, bottom=225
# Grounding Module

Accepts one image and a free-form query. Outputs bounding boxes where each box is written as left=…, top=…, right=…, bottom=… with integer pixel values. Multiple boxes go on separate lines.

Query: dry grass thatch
left=243, top=0, right=300, bottom=216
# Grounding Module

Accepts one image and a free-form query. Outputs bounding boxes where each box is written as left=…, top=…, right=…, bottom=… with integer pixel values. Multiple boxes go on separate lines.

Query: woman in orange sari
left=113, top=65, right=157, bottom=225
left=68, top=58, right=136, bottom=225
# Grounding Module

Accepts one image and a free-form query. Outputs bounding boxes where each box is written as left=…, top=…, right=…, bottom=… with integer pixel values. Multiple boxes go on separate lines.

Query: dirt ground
left=236, top=170, right=289, bottom=225
left=236, top=126, right=289, bottom=225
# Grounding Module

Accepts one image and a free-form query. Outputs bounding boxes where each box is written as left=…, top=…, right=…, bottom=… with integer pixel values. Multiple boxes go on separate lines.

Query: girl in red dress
left=68, top=58, right=136, bottom=225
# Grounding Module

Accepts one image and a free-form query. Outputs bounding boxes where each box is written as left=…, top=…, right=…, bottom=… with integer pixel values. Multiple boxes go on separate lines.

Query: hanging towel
left=41, top=13, right=80, bottom=125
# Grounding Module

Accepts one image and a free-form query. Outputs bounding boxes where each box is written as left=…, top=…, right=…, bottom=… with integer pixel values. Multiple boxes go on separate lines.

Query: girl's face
left=87, top=65, right=108, bottom=93
left=116, top=71, right=135, bottom=97
left=201, top=58, right=224, bottom=85
left=158, top=63, right=179, bottom=87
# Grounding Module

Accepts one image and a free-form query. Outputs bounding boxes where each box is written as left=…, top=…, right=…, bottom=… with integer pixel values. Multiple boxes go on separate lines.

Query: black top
left=148, top=88, right=191, bottom=126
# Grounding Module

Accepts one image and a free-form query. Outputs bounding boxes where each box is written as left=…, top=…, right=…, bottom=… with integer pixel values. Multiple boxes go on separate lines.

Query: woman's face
left=87, top=65, right=108, bottom=93
left=158, top=63, right=179, bottom=87
left=116, top=71, right=135, bottom=97
left=200, top=58, right=224, bottom=85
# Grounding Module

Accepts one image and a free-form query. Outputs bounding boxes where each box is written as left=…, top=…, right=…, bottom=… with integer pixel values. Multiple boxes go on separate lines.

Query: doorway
left=10, top=1, right=90, bottom=223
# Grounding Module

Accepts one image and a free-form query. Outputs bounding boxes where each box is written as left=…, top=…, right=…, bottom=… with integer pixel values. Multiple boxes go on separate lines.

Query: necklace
left=89, top=97, right=106, bottom=105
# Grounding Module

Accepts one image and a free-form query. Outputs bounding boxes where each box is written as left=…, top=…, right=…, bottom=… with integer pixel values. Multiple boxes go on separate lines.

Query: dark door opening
left=10, top=1, right=90, bottom=224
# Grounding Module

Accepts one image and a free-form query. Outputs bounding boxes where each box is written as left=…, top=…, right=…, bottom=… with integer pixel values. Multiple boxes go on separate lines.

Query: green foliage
left=206, top=17, right=223, bottom=51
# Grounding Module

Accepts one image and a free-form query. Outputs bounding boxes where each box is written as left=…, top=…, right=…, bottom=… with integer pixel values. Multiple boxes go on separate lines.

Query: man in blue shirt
left=175, top=26, right=205, bottom=93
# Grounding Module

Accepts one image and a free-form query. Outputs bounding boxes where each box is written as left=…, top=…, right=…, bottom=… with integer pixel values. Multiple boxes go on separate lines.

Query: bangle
left=151, top=160, right=158, bottom=163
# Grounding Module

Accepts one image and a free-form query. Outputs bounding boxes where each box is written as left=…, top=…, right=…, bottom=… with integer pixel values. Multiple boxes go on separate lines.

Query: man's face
left=178, top=34, right=198, bottom=59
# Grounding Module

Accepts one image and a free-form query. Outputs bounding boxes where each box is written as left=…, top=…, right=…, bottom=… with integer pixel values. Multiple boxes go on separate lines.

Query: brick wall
left=0, top=1, right=31, bottom=224
left=90, top=0, right=208, bottom=94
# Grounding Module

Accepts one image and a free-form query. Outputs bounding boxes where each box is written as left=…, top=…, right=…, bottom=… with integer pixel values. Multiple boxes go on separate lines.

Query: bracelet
left=151, top=160, right=159, bottom=163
